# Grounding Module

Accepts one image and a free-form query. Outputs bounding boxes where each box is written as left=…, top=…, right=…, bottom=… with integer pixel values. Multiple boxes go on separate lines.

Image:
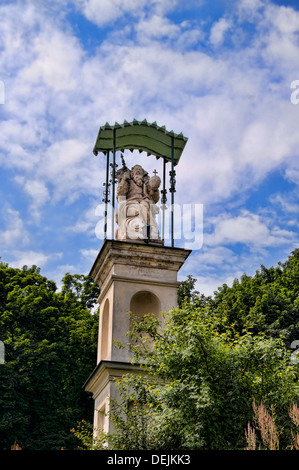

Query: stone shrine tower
left=84, top=120, right=190, bottom=435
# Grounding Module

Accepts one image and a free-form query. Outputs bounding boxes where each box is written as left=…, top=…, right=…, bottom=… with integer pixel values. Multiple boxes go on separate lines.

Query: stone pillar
left=84, top=240, right=191, bottom=435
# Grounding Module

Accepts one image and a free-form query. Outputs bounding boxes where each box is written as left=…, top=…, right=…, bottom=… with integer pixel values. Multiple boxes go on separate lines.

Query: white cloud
left=0, top=207, right=30, bottom=248
left=80, top=248, right=99, bottom=260
left=23, top=180, right=50, bottom=205
left=285, top=168, right=299, bottom=185
left=14, top=177, right=50, bottom=220
left=30, top=138, right=100, bottom=205
left=265, top=4, right=299, bottom=35
left=1, top=0, right=298, bottom=211
left=22, top=28, right=81, bottom=92
left=68, top=203, right=100, bottom=235
left=206, top=210, right=296, bottom=249
left=209, top=18, right=231, bottom=46
left=178, top=248, right=243, bottom=297
left=270, top=193, right=299, bottom=214
left=74, top=0, right=148, bottom=26
left=7, top=250, right=52, bottom=269
left=237, top=0, right=264, bottom=22
left=0, top=120, right=43, bottom=170
left=193, top=246, right=237, bottom=269
left=136, top=15, right=181, bottom=42
left=194, top=274, right=237, bottom=297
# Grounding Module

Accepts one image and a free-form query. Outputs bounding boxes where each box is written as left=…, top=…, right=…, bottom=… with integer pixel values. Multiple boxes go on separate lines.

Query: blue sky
left=0, top=0, right=299, bottom=296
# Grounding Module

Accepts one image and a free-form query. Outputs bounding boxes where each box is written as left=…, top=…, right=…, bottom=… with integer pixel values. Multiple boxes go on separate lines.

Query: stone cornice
left=83, top=360, right=144, bottom=398
left=90, top=240, right=191, bottom=289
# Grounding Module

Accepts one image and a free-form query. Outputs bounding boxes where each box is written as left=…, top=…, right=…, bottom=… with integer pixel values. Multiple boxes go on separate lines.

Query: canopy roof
left=92, top=119, right=188, bottom=165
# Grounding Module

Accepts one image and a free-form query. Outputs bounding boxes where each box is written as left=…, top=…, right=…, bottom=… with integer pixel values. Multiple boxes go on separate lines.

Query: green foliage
left=75, top=249, right=299, bottom=451
left=2, top=249, right=299, bottom=450
left=72, top=375, right=165, bottom=450
left=177, top=274, right=199, bottom=307
left=177, top=274, right=211, bottom=309
left=126, top=307, right=298, bottom=450
left=0, top=261, right=100, bottom=450
left=213, top=249, right=299, bottom=346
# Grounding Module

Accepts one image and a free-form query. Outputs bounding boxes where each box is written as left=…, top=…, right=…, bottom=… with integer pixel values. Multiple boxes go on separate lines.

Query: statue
left=115, top=155, right=162, bottom=242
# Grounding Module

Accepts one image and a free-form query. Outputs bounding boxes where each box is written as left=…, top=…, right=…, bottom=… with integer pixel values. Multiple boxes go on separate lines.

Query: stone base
left=89, top=239, right=191, bottom=291
left=115, top=237, right=164, bottom=246
left=84, top=361, right=145, bottom=435
left=89, top=239, right=191, bottom=364
left=84, top=239, right=191, bottom=435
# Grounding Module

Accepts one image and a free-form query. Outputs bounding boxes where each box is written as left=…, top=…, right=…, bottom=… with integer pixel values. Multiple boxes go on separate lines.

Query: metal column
left=103, top=150, right=110, bottom=240
left=161, top=158, right=167, bottom=244
left=110, top=128, right=117, bottom=240
left=169, top=136, right=176, bottom=247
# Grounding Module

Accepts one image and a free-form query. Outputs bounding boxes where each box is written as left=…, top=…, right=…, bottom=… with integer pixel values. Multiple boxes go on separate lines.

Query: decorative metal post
left=169, top=136, right=176, bottom=247
left=103, top=150, right=110, bottom=240
left=110, top=128, right=117, bottom=240
left=161, top=158, right=167, bottom=243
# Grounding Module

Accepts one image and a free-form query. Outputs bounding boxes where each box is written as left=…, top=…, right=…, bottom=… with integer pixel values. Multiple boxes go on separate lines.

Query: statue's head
left=131, top=165, right=148, bottom=186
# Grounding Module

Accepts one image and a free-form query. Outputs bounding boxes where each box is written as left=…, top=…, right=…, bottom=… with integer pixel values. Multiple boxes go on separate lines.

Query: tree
left=74, top=250, right=299, bottom=450
left=177, top=274, right=211, bottom=309
left=177, top=274, right=199, bottom=307
left=75, top=305, right=298, bottom=450
left=126, top=306, right=298, bottom=450
left=0, top=261, right=100, bottom=450
left=212, top=249, right=299, bottom=346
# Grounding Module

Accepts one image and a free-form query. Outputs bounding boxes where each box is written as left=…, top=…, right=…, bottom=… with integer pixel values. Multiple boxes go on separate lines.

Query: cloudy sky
left=1, top=0, right=299, bottom=296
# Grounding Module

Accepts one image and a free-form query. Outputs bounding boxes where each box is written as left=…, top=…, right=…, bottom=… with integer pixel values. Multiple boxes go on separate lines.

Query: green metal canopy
left=92, top=118, right=188, bottom=166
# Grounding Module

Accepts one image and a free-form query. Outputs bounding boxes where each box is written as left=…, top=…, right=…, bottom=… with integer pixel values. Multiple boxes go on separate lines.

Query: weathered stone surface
left=115, top=157, right=162, bottom=242
left=85, top=239, right=191, bottom=435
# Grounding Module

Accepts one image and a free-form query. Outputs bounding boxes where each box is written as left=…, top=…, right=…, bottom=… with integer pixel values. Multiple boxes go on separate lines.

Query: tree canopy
left=76, top=249, right=299, bottom=451
left=1, top=249, right=298, bottom=450
left=211, top=248, right=299, bottom=347
left=0, top=261, right=100, bottom=450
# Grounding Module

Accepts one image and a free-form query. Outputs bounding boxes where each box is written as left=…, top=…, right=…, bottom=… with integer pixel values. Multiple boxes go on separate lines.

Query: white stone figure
left=115, top=156, right=161, bottom=242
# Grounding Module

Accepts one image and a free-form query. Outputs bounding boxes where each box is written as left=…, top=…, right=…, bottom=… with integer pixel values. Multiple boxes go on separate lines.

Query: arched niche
left=101, top=298, right=110, bottom=360
left=129, top=290, right=161, bottom=346
left=130, top=290, right=161, bottom=318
